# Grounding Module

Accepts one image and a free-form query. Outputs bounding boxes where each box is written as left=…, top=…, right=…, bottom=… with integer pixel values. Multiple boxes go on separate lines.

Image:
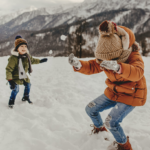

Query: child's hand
left=40, top=58, right=48, bottom=63
left=8, top=80, right=16, bottom=90
left=100, top=60, right=120, bottom=72
left=68, top=53, right=82, bottom=69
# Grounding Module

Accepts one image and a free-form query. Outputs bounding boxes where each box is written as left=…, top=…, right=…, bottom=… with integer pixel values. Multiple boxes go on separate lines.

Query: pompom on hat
left=95, top=20, right=132, bottom=64
left=15, top=35, right=22, bottom=40
left=99, top=20, right=117, bottom=36
left=14, top=35, right=28, bottom=51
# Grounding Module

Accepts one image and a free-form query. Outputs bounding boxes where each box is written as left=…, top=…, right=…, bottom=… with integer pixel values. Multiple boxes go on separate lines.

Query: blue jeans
left=9, top=81, right=31, bottom=101
left=85, top=94, right=135, bottom=144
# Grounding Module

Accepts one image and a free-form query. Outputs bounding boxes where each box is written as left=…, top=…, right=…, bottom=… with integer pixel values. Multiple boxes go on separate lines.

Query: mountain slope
left=0, top=8, right=49, bottom=40
left=0, top=6, right=38, bottom=25
left=1, top=0, right=150, bottom=42
left=0, top=8, right=149, bottom=57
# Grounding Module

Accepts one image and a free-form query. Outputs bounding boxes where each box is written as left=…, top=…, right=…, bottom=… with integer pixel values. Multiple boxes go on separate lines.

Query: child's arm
left=29, top=55, right=48, bottom=64
left=29, top=55, right=40, bottom=64
left=100, top=52, right=144, bottom=82
left=73, top=59, right=103, bottom=75
left=6, top=57, right=17, bottom=80
left=68, top=53, right=103, bottom=75
left=119, top=52, right=144, bottom=81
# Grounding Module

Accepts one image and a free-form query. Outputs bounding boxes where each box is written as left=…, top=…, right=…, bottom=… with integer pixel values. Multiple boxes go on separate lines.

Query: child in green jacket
left=6, top=35, right=48, bottom=108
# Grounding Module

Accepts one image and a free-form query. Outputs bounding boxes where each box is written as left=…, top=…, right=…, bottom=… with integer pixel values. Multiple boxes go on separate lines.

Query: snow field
left=0, top=56, right=149, bottom=150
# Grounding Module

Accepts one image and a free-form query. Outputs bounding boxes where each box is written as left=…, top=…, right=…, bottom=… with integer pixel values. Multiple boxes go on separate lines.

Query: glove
left=8, top=80, right=16, bottom=90
left=68, top=53, right=82, bottom=69
left=100, top=60, right=120, bottom=72
left=40, top=58, right=48, bottom=63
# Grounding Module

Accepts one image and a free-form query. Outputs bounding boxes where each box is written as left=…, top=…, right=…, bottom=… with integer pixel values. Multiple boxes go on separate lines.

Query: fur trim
left=116, top=27, right=129, bottom=50
left=132, top=41, right=141, bottom=52
left=99, top=21, right=117, bottom=36
left=11, top=49, right=19, bottom=56
left=11, top=49, right=29, bottom=56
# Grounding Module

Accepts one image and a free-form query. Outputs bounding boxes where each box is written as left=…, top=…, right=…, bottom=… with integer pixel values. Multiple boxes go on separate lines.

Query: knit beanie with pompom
left=14, top=35, right=28, bottom=51
left=95, top=21, right=132, bottom=64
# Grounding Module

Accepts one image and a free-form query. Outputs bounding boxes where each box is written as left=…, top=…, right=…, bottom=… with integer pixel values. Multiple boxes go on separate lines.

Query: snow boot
left=22, top=96, right=33, bottom=104
left=90, top=124, right=108, bottom=134
left=107, top=136, right=133, bottom=150
left=8, top=99, right=15, bottom=108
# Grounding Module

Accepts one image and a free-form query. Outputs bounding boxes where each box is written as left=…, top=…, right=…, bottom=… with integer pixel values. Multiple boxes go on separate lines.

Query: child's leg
left=104, top=102, right=135, bottom=144
left=23, top=81, right=31, bottom=99
left=85, top=94, right=116, bottom=128
left=9, top=84, right=19, bottom=105
left=22, top=81, right=32, bottom=103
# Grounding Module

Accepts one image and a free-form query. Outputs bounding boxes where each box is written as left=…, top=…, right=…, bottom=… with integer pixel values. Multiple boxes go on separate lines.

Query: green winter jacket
left=6, top=54, right=40, bottom=85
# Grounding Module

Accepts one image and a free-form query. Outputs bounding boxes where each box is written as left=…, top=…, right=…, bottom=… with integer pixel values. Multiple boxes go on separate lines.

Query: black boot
left=8, top=99, right=15, bottom=108
left=22, top=96, right=33, bottom=104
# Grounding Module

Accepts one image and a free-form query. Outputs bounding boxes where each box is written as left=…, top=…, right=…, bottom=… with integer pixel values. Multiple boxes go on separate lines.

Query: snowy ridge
left=132, top=12, right=150, bottom=33
left=2, top=0, right=150, bottom=26
left=7, top=8, right=49, bottom=28
left=0, top=0, right=150, bottom=41
left=0, top=6, right=38, bottom=25
left=0, top=56, right=150, bottom=150
left=112, top=10, right=131, bottom=23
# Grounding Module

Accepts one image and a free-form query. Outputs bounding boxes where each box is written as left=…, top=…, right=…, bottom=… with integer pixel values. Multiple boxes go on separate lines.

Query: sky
left=0, top=0, right=84, bottom=15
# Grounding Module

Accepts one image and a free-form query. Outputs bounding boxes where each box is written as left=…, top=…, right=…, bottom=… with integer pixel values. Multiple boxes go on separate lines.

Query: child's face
left=18, top=45, right=27, bottom=55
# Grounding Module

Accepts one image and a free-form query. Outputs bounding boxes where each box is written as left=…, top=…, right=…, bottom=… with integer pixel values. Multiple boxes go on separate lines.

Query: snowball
left=49, top=50, right=53, bottom=54
left=60, top=35, right=67, bottom=41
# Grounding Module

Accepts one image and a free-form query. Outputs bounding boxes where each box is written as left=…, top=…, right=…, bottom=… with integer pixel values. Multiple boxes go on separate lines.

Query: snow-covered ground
left=0, top=56, right=150, bottom=150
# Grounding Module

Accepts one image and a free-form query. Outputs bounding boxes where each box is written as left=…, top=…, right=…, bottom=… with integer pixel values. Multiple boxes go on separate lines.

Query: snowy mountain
left=46, top=3, right=79, bottom=15
left=7, top=8, right=49, bottom=28
left=0, top=8, right=149, bottom=57
left=0, top=6, right=38, bottom=25
left=1, top=0, right=150, bottom=26
left=69, top=0, right=150, bottom=18
left=0, top=0, right=150, bottom=42
left=0, top=8, right=49, bottom=40
left=82, top=0, right=150, bottom=11
left=0, top=0, right=150, bottom=56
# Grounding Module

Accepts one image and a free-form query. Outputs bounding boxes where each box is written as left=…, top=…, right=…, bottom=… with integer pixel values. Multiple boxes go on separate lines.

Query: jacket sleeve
left=29, top=55, right=40, bottom=64
left=73, top=59, right=103, bottom=75
left=119, top=52, right=144, bottom=81
left=6, top=57, right=16, bottom=80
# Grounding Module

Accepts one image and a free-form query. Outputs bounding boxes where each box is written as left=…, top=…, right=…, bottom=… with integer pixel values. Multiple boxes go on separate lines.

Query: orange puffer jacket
left=73, top=51, right=147, bottom=106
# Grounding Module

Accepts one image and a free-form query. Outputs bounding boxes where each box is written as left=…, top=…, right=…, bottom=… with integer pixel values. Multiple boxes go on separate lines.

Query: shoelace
left=90, top=124, right=103, bottom=135
left=90, top=124, right=96, bottom=135
left=113, top=141, right=119, bottom=149
left=113, top=141, right=127, bottom=150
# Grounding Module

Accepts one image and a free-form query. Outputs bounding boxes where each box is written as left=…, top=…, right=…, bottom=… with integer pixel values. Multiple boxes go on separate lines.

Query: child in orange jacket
left=68, top=22, right=147, bottom=150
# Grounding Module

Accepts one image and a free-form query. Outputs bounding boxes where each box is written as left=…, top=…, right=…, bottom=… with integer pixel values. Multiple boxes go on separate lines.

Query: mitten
left=100, top=60, right=120, bottom=72
left=40, top=58, right=48, bottom=63
left=8, top=80, right=16, bottom=90
left=68, top=53, right=82, bottom=69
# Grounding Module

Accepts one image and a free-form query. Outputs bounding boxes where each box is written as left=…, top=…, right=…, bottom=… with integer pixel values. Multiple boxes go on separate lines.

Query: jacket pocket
left=115, top=82, right=136, bottom=94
